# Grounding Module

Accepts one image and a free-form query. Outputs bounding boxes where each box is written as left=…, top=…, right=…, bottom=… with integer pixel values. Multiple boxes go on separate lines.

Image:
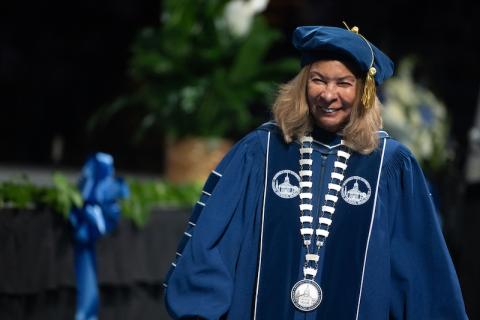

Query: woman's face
left=306, top=60, right=359, bottom=133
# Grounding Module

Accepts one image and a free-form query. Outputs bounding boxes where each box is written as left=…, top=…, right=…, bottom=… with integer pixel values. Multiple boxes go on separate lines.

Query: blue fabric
left=360, top=141, right=467, bottom=319
left=164, top=132, right=266, bottom=320
left=254, top=129, right=385, bottom=319
left=292, top=26, right=394, bottom=85
left=69, top=153, right=129, bottom=320
left=164, top=126, right=467, bottom=319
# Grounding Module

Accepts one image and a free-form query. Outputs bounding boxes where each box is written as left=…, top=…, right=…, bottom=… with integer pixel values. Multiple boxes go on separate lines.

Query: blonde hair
left=272, top=65, right=382, bottom=154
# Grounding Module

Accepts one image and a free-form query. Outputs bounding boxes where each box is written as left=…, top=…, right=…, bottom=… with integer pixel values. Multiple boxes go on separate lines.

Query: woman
left=164, top=25, right=467, bottom=319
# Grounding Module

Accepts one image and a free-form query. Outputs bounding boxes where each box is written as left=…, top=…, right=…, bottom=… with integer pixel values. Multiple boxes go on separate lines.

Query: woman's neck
left=311, top=126, right=342, bottom=145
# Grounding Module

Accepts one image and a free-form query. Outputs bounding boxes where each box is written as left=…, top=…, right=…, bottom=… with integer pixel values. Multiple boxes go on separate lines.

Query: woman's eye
left=311, top=78, right=325, bottom=84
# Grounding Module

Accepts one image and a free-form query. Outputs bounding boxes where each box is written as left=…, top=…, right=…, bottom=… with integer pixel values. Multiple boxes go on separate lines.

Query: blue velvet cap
left=292, top=26, right=394, bottom=85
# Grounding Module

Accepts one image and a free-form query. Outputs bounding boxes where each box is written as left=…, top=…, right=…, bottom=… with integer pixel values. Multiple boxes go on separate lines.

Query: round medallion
left=291, top=279, right=322, bottom=311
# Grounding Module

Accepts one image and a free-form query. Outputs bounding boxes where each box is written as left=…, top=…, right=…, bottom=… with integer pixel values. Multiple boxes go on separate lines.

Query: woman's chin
left=314, top=117, right=346, bottom=133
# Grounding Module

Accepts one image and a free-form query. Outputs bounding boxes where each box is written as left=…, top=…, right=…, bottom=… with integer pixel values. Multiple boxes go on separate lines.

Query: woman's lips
left=319, top=106, right=340, bottom=114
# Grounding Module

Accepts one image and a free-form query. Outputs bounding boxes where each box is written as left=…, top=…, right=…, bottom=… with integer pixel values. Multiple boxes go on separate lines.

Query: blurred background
left=1, top=0, right=479, bottom=319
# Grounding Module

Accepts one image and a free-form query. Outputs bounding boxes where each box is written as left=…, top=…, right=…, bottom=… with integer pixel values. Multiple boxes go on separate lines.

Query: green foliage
left=91, top=0, right=298, bottom=140
left=0, top=173, right=201, bottom=228
left=120, top=178, right=201, bottom=227
left=47, top=173, right=84, bottom=218
left=0, top=173, right=82, bottom=217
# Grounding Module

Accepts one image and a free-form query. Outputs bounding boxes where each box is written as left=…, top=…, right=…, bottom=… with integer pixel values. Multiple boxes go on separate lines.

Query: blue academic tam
left=292, top=25, right=394, bottom=85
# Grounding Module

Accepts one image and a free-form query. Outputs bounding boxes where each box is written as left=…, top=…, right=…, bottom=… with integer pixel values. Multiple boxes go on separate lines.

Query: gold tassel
left=362, top=67, right=377, bottom=109
left=342, top=22, right=377, bottom=110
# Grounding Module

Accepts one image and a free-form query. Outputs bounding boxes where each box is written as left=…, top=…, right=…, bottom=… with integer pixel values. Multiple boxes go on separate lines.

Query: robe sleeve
left=382, top=142, right=468, bottom=319
left=164, top=131, right=267, bottom=320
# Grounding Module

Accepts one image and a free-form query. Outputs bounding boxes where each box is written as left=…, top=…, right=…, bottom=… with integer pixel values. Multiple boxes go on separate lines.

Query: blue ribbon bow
left=69, top=153, right=129, bottom=320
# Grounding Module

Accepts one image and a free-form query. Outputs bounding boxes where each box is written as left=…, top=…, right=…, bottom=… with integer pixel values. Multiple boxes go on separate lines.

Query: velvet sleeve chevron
left=164, top=130, right=268, bottom=320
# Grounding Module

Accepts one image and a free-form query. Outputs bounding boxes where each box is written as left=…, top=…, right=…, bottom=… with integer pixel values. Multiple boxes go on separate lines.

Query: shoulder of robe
left=250, top=121, right=285, bottom=154
left=225, top=126, right=272, bottom=162
left=381, top=135, right=419, bottom=177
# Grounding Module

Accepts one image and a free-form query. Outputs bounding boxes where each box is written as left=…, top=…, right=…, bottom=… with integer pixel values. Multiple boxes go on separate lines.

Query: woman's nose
left=320, top=85, right=337, bottom=103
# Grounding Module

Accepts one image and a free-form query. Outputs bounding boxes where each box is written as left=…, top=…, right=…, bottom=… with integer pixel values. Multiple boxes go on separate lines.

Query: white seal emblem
left=272, top=170, right=300, bottom=199
left=341, top=176, right=371, bottom=205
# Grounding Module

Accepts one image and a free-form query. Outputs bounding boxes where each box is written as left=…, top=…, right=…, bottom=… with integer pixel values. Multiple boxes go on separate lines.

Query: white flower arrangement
left=222, top=0, right=269, bottom=37
left=382, top=57, right=450, bottom=171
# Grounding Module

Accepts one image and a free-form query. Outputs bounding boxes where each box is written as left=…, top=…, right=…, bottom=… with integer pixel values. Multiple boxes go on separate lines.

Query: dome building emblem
left=341, top=176, right=371, bottom=205
left=272, top=170, right=301, bottom=199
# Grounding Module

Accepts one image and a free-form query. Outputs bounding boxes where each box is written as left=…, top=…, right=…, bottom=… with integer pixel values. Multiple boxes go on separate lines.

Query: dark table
left=0, top=207, right=190, bottom=320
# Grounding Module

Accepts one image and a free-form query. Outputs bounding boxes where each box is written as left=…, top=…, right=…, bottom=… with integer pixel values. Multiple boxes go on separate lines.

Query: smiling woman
left=306, top=60, right=358, bottom=133
left=163, top=24, right=467, bottom=319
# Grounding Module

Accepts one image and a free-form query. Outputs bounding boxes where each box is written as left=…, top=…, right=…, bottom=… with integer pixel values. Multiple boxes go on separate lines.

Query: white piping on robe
left=254, top=132, right=270, bottom=320
left=355, top=138, right=387, bottom=319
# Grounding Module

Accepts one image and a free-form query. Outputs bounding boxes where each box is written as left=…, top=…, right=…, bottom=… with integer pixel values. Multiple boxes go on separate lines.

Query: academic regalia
left=163, top=123, right=467, bottom=319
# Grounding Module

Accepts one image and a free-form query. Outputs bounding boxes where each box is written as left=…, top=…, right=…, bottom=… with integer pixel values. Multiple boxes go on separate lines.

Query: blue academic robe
left=164, top=123, right=467, bottom=319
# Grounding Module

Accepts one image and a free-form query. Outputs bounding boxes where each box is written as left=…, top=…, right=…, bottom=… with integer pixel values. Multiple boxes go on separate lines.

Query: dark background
left=2, top=0, right=479, bottom=172
left=1, top=0, right=479, bottom=318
